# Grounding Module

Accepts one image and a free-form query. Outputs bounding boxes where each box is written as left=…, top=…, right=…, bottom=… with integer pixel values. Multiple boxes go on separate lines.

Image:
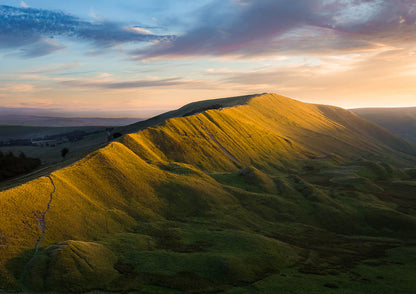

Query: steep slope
left=352, top=107, right=416, bottom=144
left=0, top=94, right=260, bottom=192
left=1, top=94, right=416, bottom=293
left=123, top=94, right=416, bottom=171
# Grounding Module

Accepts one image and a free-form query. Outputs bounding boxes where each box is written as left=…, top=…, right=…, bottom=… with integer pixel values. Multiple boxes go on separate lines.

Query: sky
left=0, top=0, right=415, bottom=117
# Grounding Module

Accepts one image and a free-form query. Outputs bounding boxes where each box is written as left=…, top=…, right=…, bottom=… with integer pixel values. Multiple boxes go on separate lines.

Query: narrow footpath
left=21, top=175, right=55, bottom=292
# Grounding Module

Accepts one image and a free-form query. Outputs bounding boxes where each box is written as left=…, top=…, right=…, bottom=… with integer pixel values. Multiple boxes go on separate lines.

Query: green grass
left=23, top=241, right=118, bottom=292
left=1, top=94, right=416, bottom=292
left=224, top=246, right=416, bottom=294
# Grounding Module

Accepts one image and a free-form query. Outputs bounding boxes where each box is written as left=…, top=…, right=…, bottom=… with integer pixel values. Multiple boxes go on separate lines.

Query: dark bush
left=0, top=152, right=41, bottom=181
left=183, top=104, right=223, bottom=117
left=113, top=132, right=122, bottom=139
left=61, top=148, right=69, bottom=158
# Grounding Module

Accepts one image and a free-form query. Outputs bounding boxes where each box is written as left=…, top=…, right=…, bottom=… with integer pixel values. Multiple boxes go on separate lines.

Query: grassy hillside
left=352, top=107, right=416, bottom=144
left=1, top=94, right=416, bottom=293
left=0, top=95, right=259, bottom=191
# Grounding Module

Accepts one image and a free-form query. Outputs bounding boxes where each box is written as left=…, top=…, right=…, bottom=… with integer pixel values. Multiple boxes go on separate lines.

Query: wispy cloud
left=20, top=1, right=29, bottom=8
left=23, top=62, right=81, bottom=74
left=60, top=77, right=186, bottom=89
left=3, top=1, right=414, bottom=60
left=0, top=5, right=172, bottom=57
left=136, top=0, right=416, bottom=59
left=18, top=39, right=66, bottom=58
left=0, top=83, right=35, bottom=92
left=1, top=1, right=415, bottom=111
left=215, top=47, right=416, bottom=107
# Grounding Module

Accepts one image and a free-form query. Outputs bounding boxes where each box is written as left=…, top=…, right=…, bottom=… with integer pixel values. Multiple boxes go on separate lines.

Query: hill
left=352, top=107, right=416, bottom=143
left=0, top=107, right=142, bottom=127
left=0, top=126, right=92, bottom=140
left=0, top=115, right=142, bottom=127
left=0, top=95, right=260, bottom=191
left=0, top=93, right=416, bottom=293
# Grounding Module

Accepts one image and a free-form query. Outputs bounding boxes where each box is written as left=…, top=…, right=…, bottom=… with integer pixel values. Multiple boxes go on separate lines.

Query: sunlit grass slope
left=1, top=93, right=416, bottom=292
left=123, top=94, right=416, bottom=171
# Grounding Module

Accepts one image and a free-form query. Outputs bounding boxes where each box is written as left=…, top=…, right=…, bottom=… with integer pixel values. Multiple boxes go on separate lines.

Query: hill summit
left=1, top=93, right=416, bottom=293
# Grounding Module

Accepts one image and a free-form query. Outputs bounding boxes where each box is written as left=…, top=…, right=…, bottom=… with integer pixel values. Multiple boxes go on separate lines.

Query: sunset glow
left=1, top=0, right=415, bottom=116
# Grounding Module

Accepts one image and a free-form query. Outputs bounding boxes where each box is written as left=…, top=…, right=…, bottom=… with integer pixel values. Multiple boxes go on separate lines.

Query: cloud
left=20, top=1, right=29, bottom=8
left=60, top=77, right=186, bottom=89
left=0, top=5, right=172, bottom=57
left=136, top=0, right=416, bottom=59
left=5, top=1, right=413, bottom=60
left=24, top=62, right=81, bottom=74
left=19, top=39, right=66, bottom=57
left=124, top=26, right=153, bottom=35
left=214, top=47, right=416, bottom=107
left=0, top=83, right=35, bottom=92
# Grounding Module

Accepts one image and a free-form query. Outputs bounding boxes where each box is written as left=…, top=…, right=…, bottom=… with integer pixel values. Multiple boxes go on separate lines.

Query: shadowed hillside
left=1, top=94, right=416, bottom=293
left=352, top=107, right=416, bottom=144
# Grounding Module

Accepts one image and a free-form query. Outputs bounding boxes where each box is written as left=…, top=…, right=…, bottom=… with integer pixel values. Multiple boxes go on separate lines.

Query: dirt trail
left=196, top=117, right=240, bottom=164
left=21, top=175, right=55, bottom=291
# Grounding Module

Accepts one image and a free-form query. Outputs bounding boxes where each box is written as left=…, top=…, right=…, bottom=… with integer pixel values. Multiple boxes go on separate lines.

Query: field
left=0, top=126, right=110, bottom=191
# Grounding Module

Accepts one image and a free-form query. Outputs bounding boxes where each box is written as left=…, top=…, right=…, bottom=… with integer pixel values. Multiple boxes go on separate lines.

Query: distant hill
left=1, top=94, right=416, bottom=293
left=0, top=114, right=142, bottom=127
left=0, top=126, right=106, bottom=141
left=352, top=107, right=416, bottom=143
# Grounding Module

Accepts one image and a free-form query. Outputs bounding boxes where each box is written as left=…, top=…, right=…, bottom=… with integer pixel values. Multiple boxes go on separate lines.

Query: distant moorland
left=352, top=107, right=416, bottom=144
